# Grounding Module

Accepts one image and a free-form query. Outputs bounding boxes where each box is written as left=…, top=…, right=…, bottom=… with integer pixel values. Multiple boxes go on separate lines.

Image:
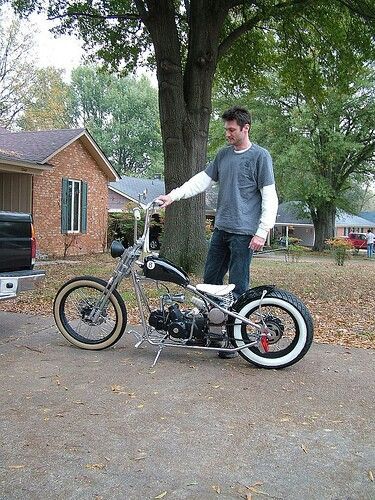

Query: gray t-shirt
left=205, top=143, right=274, bottom=235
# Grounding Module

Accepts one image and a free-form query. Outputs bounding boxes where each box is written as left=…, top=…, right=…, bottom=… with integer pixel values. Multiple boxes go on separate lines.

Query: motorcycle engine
left=149, top=303, right=208, bottom=341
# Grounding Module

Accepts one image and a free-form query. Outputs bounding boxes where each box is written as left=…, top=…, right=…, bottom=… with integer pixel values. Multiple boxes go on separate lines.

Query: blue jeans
left=204, top=228, right=253, bottom=298
left=367, top=243, right=374, bottom=258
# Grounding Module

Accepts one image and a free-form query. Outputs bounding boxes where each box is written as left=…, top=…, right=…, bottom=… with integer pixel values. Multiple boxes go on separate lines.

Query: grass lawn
left=1, top=251, right=374, bottom=349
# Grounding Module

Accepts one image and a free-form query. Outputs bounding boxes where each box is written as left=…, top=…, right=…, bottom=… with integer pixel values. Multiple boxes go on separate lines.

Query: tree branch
left=336, top=0, right=375, bottom=21
left=218, top=0, right=314, bottom=59
left=48, top=11, right=140, bottom=22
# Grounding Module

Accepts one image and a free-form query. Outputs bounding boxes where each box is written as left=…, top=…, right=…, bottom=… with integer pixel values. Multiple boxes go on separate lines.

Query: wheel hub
left=263, top=314, right=284, bottom=344
left=79, top=299, right=106, bottom=325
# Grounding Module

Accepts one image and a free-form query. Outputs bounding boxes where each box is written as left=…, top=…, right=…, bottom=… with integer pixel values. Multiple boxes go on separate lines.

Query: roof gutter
left=0, top=159, right=53, bottom=175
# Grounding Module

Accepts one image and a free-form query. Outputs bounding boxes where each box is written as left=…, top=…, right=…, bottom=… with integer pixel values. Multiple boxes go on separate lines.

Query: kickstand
left=152, top=344, right=164, bottom=367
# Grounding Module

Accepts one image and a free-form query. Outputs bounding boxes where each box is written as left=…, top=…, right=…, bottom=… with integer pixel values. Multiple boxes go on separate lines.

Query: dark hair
left=221, top=106, right=252, bottom=128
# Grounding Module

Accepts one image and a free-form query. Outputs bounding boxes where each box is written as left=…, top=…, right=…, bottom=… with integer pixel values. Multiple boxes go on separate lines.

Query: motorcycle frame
left=89, top=201, right=268, bottom=364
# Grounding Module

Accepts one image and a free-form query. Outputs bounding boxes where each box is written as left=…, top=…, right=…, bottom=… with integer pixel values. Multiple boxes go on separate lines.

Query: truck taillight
left=31, top=223, right=36, bottom=264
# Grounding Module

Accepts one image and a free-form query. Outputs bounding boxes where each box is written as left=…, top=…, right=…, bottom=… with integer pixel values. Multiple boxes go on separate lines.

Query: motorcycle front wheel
left=53, top=276, right=127, bottom=350
left=229, top=287, right=313, bottom=369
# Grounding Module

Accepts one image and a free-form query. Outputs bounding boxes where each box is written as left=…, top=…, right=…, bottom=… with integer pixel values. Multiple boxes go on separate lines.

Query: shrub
left=284, top=238, right=305, bottom=263
left=326, top=237, right=352, bottom=266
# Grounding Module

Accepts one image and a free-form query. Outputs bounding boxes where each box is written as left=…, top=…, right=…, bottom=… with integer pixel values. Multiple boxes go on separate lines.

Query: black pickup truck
left=0, top=211, right=45, bottom=301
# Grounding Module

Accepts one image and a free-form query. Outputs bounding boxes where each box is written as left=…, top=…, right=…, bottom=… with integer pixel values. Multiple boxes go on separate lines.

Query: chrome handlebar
left=135, top=199, right=163, bottom=253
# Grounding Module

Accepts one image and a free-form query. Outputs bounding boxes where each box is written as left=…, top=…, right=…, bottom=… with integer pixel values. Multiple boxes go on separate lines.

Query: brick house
left=0, top=128, right=118, bottom=257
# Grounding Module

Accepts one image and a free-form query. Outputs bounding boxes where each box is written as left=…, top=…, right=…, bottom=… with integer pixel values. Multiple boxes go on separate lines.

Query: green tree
left=209, top=0, right=375, bottom=251
left=6, top=0, right=375, bottom=269
left=18, top=67, right=71, bottom=130
left=0, top=12, right=36, bottom=127
left=69, top=66, right=163, bottom=176
left=215, top=72, right=375, bottom=251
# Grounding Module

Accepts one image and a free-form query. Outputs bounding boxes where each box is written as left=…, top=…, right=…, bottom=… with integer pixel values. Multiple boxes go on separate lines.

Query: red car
left=346, top=232, right=368, bottom=251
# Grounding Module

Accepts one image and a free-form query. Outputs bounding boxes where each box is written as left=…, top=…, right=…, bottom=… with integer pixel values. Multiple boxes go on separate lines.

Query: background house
left=109, top=175, right=165, bottom=211
left=335, top=212, right=374, bottom=236
left=359, top=211, right=375, bottom=225
left=109, top=175, right=219, bottom=215
left=273, top=202, right=315, bottom=246
left=0, top=128, right=118, bottom=257
left=273, top=201, right=374, bottom=246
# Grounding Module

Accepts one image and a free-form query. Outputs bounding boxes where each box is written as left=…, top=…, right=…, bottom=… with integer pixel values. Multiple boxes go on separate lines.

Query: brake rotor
left=79, top=299, right=106, bottom=325
left=263, top=314, right=285, bottom=344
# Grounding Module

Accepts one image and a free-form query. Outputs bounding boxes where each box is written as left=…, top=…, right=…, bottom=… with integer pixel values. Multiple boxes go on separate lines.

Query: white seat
left=195, top=283, right=235, bottom=296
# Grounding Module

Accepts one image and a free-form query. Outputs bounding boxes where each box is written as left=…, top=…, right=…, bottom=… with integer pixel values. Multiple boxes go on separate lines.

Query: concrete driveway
left=0, top=311, right=374, bottom=500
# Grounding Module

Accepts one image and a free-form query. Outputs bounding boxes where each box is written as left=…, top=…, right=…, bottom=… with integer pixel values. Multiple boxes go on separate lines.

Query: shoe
left=218, top=350, right=239, bottom=359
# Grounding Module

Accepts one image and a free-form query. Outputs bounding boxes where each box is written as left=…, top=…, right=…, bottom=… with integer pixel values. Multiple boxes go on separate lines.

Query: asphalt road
left=0, top=311, right=374, bottom=500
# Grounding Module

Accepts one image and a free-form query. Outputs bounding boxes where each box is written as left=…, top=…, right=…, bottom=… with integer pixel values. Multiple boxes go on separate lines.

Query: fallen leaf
left=111, top=384, right=125, bottom=394
left=154, top=492, right=167, bottom=499
left=248, top=481, right=263, bottom=488
left=369, top=470, right=374, bottom=482
left=212, top=484, right=221, bottom=494
left=85, top=463, right=106, bottom=470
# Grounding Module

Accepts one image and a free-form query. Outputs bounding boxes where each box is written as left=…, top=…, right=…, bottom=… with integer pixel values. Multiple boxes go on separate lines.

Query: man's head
left=222, top=106, right=252, bottom=129
left=222, top=106, right=252, bottom=150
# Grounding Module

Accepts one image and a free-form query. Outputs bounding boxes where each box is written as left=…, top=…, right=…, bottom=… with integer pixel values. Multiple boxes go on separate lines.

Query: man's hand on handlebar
left=156, top=194, right=173, bottom=209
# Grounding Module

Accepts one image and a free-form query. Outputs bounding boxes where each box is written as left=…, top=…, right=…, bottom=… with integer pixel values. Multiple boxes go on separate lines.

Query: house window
left=61, top=178, right=88, bottom=234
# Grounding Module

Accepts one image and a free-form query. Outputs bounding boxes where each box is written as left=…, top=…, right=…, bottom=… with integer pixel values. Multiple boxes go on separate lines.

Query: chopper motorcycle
left=53, top=201, right=314, bottom=369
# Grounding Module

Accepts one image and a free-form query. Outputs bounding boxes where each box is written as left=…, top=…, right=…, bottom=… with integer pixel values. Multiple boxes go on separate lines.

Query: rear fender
left=232, top=285, right=276, bottom=312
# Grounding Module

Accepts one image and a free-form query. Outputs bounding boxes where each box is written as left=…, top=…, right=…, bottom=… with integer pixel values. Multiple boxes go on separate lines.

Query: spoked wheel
left=229, top=287, right=313, bottom=369
left=53, top=276, right=127, bottom=350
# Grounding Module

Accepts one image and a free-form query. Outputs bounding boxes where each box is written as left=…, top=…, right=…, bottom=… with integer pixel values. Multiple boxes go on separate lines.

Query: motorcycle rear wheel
left=229, top=287, right=313, bottom=369
left=53, top=276, right=127, bottom=350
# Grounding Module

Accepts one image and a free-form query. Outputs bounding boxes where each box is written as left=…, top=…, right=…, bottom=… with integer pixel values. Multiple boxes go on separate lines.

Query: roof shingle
left=0, top=128, right=85, bottom=163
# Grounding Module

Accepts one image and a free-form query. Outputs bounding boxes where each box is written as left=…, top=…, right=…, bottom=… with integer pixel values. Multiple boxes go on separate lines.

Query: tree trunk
left=141, top=0, right=228, bottom=273
left=311, top=203, right=336, bottom=251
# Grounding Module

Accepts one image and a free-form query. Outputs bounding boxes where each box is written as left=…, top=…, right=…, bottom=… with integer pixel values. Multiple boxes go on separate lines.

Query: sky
left=30, top=12, right=84, bottom=79
left=2, top=5, right=157, bottom=84
left=1, top=5, right=84, bottom=79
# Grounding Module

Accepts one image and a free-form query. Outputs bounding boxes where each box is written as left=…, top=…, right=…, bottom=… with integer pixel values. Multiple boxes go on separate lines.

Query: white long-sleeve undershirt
left=169, top=171, right=212, bottom=201
left=168, top=171, right=278, bottom=239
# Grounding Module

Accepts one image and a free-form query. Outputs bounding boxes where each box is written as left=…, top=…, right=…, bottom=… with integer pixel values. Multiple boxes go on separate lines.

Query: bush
left=284, top=238, right=305, bottom=262
left=108, top=212, right=163, bottom=248
left=326, top=237, right=352, bottom=266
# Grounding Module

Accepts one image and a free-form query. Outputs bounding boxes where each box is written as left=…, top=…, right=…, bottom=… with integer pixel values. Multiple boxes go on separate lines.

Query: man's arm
left=157, top=171, right=212, bottom=208
left=249, top=184, right=278, bottom=251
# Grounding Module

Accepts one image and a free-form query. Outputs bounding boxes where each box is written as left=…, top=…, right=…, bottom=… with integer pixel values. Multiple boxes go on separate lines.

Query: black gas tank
left=143, top=255, right=189, bottom=286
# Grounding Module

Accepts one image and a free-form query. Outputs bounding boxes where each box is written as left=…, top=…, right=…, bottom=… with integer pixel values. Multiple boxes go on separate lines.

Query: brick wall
left=109, top=189, right=129, bottom=211
left=33, top=140, right=109, bottom=257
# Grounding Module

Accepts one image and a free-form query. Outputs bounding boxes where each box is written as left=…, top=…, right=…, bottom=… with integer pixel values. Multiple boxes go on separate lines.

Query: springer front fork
left=87, top=247, right=140, bottom=324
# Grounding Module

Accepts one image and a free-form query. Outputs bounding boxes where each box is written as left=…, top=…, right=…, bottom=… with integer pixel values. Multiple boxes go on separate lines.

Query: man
left=158, top=106, right=278, bottom=358
left=158, top=106, right=278, bottom=296
left=366, top=228, right=374, bottom=258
